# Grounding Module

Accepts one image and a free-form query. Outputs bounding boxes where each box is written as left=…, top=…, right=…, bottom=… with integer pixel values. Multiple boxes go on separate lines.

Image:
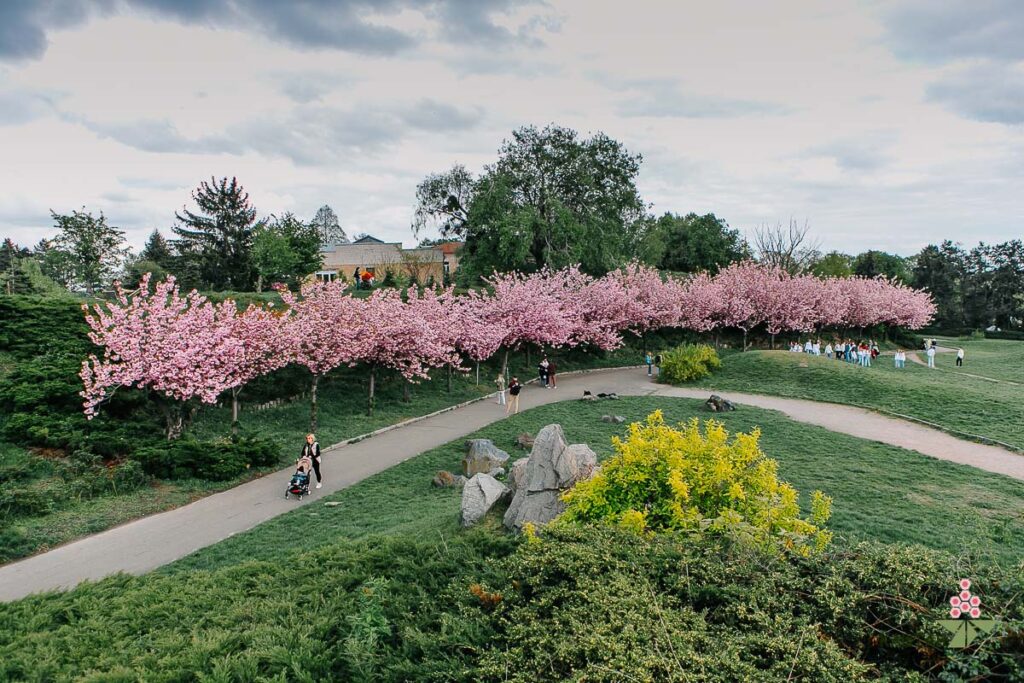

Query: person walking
left=926, top=344, right=936, bottom=368
left=653, top=353, right=662, bottom=376
left=495, top=372, right=506, bottom=406
left=645, top=352, right=653, bottom=376
left=956, top=348, right=965, bottom=367
left=824, top=342, right=833, bottom=359
left=539, top=357, right=550, bottom=388
left=300, top=433, right=323, bottom=489
left=548, top=359, right=558, bottom=388
left=506, top=376, right=521, bottom=415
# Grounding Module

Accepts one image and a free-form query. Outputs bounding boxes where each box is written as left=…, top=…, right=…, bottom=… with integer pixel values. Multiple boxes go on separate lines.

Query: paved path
left=2, top=366, right=1023, bottom=602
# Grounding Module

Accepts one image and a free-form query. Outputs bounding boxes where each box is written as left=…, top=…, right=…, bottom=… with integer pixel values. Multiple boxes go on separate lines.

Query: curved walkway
left=1, top=366, right=1022, bottom=602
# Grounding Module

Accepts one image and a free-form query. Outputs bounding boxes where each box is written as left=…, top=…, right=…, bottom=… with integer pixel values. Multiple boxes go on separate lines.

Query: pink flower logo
left=948, top=579, right=982, bottom=619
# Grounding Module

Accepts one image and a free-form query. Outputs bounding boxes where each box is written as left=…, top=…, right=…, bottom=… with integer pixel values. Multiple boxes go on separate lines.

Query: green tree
left=140, top=229, right=173, bottom=267
left=911, top=241, right=965, bottom=329
left=852, top=250, right=909, bottom=283
left=172, top=177, right=258, bottom=291
left=810, top=251, right=853, bottom=278
left=252, top=213, right=323, bottom=291
left=50, top=209, right=129, bottom=295
left=416, top=125, right=647, bottom=279
left=648, top=212, right=748, bottom=274
left=310, top=204, right=347, bottom=247
left=33, top=238, right=76, bottom=290
left=0, top=238, right=32, bottom=295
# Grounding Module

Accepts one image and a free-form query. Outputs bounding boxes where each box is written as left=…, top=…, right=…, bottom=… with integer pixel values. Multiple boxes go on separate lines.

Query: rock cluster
left=601, top=415, right=625, bottom=424
left=432, top=470, right=467, bottom=488
left=504, top=424, right=597, bottom=532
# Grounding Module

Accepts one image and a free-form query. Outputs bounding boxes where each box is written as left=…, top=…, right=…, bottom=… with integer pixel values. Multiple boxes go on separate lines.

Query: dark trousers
left=311, top=457, right=322, bottom=483
left=956, top=357, right=963, bottom=367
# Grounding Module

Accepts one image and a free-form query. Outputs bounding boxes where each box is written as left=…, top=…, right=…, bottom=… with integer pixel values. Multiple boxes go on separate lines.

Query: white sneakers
left=316, top=482, right=322, bottom=489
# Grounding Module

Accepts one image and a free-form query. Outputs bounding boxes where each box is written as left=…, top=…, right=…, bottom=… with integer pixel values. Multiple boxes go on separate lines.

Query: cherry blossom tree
left=81, top=274, right=244, bottom=439
left=707, top=261, right=774, bottom=350
left=454, top=289, right=506, bottom=385
left=223, top=302, right=292, bottom=434
left=608, top=263, right=684, bottom=347
left=278, top=280, right=362, bottom=432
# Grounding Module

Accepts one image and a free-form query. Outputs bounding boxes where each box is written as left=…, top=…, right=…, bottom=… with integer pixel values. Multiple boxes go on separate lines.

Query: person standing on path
left=494, top=372, right=506, bottom=405
left=956, top=348, right=965, bottom=367
left=548, top=359, right=558, bottom=388
left=506, top=376, right=521, bottom=415
left=300, top=433, right=322, bottom=489
left=927, top=345, right=936, bottom=368
left=645, top=352, right=653, bottom=376
left=653, top=353, right=662, bottom=377
left=539, top=357, right=550, bottom=388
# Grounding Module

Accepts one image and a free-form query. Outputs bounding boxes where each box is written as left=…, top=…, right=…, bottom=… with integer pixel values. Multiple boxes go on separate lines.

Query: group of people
left=789, top=339, right=881, bottom=366
left=493, top=356, right=558, bottom=416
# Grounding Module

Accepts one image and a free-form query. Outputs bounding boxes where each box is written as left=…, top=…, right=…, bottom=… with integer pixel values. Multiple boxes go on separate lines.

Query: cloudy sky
left=1, top=0, right=1021, bottom=256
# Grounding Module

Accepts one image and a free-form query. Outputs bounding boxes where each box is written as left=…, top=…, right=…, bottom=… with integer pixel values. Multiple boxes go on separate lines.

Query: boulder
left=460, top=473, right=509, bottom=527
left=504, top=424, right=598, bottom=532
left=432, top=470, right=467, bottom=488
left=462, top=439, right=510, bottom=477
left=601, top=415, right=625, bottom=424
left=508, top=457, right=530, bottom=494
left=487, top=467, right=506, bottom=478
left=516, top=432, right=535, bottom=449
left=705, top=394, right=736, bottom=412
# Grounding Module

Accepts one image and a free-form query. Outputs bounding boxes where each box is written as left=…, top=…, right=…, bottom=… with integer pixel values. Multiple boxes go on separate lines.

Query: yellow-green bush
left=559, top=411, right=832, bottom=556
left=658, top=343, right=721, bottom=383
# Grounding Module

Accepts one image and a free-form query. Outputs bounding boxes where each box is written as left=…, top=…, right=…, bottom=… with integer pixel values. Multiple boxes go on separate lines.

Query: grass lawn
left=685, top=346, right=1024, bottom=450
left=929, top=336, right=1024, bottom=384
left=169, top=396, right=1024, bottom=573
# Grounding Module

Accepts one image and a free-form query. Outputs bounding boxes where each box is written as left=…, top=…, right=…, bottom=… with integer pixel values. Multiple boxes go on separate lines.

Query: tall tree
left=252, top=213, right=322, bottom=291
left=33, top=238, right=76, bottom=290
left=648, top=212, right=748, bottom=274
left=0, top=238, right=32, bottom=295
left=172, top=177, right=258, bottom=291
left=810, top=251, right=853, bottom=278
left=310, top=204, right=347, bottom=247
left=140, top=229, right=173, bottom=267
left=752, top=219, right=820, bottom=274
left=853, top=250, right=909, bottom=283
left=911, top=241, right=965, bottom=329
left=416, top=125, right=647, bottom=279
left=51, top=208, right=129, bottom=295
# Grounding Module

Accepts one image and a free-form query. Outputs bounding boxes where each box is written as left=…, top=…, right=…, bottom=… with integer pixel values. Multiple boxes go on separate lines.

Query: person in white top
left=804, top=339, right=812, bottom=353
left=824, top=342, right=833, bottom=359
left=956, top=348, right=965, bottom=367
left=812, top=340, right=821, bottom=356
left=926, top=345, right=936, bottom=368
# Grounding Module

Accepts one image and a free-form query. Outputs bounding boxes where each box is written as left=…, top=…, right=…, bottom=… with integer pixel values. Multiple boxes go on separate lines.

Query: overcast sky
left=1, top=0, right=1021, bottom=256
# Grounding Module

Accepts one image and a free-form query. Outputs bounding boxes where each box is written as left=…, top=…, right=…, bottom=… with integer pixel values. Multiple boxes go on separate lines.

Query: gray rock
left=432, top=470, right=467, bottom=488
left=516, top=432, right=535, bottom=449
left=487, top=467, right=506, bottom=478
left=705, top=394, right=736, bottom=412
left=508, top=457, right=530, bottom=494
left=601, top=415, right=625, bottom=424
left=504, top=424, right=598, bottom=532
left=462, top=439, right=510, bottom=477
left=460, top=473, right=510, bottom=527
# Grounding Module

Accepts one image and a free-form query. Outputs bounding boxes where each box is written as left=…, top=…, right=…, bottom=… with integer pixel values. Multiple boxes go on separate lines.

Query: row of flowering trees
left=80, top=263, right=935, bottom=438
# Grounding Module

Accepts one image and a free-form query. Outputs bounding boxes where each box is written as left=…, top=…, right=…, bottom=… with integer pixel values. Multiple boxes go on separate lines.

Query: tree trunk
left=231, top=387, right=241, bottom=436
left=743, top=329, right=748, bottom=352
left=447, top=364, right=453, bottom=393
left=309, top=374, right=320, bottom=433
left=403, top=378, right=411, bottom=403
left=770, top=333, right=776, bottom=350
left=367, top=366, right=376, bottom=416
left=501, top=348, right=509, bottom=379
left=159, top=399, right=186, bottom=440
left=526, top=345, right=531, bottom=369
left=475, top=361, right=480, bottom=385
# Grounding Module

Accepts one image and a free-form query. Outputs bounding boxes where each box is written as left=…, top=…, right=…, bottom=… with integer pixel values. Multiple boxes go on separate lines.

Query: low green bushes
left=0, top=528, right=1020, bottom=681
left=658, top=342, right=721, bottom=382
left=133, top=435, right=280, bottom=481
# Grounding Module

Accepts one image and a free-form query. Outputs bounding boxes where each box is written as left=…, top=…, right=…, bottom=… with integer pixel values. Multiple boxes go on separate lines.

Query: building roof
left=353, top=235, right=386, bottom=244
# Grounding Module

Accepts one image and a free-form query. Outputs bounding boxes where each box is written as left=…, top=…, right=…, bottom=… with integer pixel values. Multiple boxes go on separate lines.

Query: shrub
left=132, top=435, right=281, bottom=481
left=559, top=411, right=832, bottom=556
left=658, top=343, right=721, bottom=383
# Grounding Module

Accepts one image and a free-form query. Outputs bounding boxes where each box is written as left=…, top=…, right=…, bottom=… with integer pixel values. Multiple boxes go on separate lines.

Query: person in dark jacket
left=301, top=433, right=322, bottom=489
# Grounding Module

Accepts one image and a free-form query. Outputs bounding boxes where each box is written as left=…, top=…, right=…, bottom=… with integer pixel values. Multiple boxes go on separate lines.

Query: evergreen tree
left=140, top=229, right=173, bottom=267
left=0, top=238, right=32, bottom=295
left=310, top=205, right=347, bottom=247
left=172, top=177, right=258, bottom=291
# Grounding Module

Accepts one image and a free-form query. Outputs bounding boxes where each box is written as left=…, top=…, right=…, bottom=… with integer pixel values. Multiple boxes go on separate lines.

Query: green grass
left=929, top=336, right=1024, bottom=384
left=684, top=347, right=1024, bottom=450
left=169, top=396, right=1024, bottom=573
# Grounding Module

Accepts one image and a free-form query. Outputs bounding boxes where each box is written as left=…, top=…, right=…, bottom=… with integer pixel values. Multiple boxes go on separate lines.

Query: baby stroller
left=285, top=469, right=311, bottom=500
